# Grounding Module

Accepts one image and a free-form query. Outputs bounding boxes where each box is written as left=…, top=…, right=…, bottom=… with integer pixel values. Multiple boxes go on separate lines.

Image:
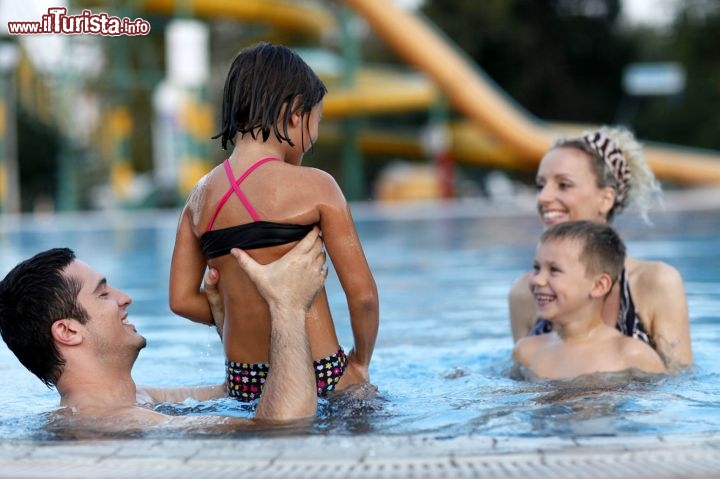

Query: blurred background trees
left=421, top=0, right=720, bottom=149
left=4, top=0, right=720, bottom=211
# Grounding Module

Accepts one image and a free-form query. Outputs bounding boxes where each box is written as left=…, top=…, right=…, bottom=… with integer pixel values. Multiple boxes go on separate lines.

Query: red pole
left=435, top=149, right=454, bottom=198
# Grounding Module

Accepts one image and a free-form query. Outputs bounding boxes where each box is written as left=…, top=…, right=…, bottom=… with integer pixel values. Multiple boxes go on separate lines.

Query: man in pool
left=0, top=228, right=327, bottom=431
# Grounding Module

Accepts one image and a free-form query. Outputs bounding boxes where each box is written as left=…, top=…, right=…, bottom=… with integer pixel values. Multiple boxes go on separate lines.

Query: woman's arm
left=508, top=272, right=536, bottom=342
left=169, top=206, right=213, bottom=325
left=638, top=261, right=693, bottom=370
left=315, top=171, right=379, bottom=381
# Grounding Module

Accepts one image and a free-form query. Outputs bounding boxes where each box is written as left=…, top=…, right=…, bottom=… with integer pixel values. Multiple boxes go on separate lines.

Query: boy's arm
left=511, top=337, right=542, bottom=380
left=315, top=171, right=379, bottom=382
left=512, top=337, right=532, bottom=368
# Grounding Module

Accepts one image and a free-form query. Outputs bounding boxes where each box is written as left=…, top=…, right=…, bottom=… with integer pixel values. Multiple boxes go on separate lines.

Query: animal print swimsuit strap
left=583, top=131, right=631, bottom=204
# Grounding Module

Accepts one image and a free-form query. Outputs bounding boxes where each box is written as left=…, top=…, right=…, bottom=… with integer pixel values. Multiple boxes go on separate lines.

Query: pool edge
left=1, top=432, right=719, bottom=478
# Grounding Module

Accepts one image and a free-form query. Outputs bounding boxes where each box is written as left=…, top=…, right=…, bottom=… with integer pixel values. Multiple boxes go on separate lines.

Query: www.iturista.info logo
left=7, top=7, right=151, bottom=36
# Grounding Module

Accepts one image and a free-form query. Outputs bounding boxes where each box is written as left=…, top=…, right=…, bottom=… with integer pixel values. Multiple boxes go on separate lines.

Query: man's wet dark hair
left=0, top=248, right=88, bottom=388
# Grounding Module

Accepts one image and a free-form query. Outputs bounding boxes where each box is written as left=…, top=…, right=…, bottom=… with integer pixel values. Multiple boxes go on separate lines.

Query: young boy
left=512, top=220, right=667, bottom=380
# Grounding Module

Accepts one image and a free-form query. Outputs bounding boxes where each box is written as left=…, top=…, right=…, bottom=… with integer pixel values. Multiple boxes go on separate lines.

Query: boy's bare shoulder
left=617, top=336, right=666, bottom=373
left=513, top=334, right=545, bottom=361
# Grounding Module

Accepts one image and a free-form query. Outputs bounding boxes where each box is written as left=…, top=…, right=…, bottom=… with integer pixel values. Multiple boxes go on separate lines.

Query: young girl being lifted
left=169, top=42, right=379, bottom=402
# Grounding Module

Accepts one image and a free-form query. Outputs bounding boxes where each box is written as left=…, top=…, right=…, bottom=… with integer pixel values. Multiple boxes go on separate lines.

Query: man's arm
left=139, top=270, right=226, bottom=405
left=231, top=227, right=327, bottom=421
left=203, top=267, right=224, bottom=339
left=138, top=384, right=226, bottom=404
left=142, top=229, right=326, bottom=420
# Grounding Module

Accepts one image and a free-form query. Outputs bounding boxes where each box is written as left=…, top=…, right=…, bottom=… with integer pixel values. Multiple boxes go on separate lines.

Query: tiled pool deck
left=1, top=433, right=719, bottom=478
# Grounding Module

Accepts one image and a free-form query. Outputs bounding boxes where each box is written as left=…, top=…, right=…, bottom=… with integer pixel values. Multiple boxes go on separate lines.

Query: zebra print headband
left=583, top=131, right=630, bottom=204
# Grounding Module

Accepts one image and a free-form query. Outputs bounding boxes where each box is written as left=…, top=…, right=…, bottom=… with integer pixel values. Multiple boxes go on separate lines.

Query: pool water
left=0, top=200, right=719, bottom=440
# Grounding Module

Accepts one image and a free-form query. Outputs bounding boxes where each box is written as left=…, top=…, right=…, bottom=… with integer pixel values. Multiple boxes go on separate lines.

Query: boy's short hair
left=540, top=220, right=626, bottom=282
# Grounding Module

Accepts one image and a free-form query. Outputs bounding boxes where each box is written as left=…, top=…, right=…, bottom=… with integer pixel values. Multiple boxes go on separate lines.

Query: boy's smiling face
left=529, top=238, right=596, bottom=323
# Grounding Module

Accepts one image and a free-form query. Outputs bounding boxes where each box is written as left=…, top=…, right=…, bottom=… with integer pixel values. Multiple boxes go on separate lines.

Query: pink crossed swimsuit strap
left=205, top=157, right=280, bottom=232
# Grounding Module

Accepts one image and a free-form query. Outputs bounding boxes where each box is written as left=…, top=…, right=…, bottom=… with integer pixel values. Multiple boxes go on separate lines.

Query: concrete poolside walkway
left=1, top=433, right=719, bottom=479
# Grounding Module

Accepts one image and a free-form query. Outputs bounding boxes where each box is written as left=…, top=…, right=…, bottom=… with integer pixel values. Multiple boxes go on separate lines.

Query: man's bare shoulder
left=50, top=405, right=170, bottom=436
left=50, top=405, right=252, bottom=437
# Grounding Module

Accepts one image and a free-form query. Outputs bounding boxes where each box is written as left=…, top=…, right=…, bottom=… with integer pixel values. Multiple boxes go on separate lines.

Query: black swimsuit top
left=201, top=221, right=313, bottom=259
left=199, top=158, right=314, bottom=259
left=529, top=269, right=654, bottom=347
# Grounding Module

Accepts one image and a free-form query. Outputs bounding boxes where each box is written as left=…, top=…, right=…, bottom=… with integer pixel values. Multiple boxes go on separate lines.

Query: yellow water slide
left=142, top=0, right=335, bottom=38
left=141, top=0, right=720, bottom=185
left=343, top=0, right=720, bottom=185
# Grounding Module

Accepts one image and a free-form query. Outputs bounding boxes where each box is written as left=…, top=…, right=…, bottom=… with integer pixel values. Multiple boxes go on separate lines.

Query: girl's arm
left=315, top=171, right=379, bottom=378
left=169, top=206, right=213, bottom=325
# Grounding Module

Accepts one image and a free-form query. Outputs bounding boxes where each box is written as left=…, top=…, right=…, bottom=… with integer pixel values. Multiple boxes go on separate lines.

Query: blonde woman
left=508, top=126, right=692, bottom=371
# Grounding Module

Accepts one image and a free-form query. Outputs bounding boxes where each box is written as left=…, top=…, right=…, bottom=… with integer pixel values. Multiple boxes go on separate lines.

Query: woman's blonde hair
left=553, top=126, right=662, bottom=223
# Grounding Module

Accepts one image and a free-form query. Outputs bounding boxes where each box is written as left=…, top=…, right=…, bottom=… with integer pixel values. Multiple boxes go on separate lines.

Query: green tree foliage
left=422, top=0, right=634, bottom=123
left=17, top=108, right=59, bottom=212
left=631, top=0, right=720, bottom=149
left=421, top=0, right=720, bottom=150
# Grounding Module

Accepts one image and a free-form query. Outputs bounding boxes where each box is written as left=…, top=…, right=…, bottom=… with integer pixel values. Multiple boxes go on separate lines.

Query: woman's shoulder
left=626, top=257, right=686, bottom=317
left=626, top=256, right=684, bottom=290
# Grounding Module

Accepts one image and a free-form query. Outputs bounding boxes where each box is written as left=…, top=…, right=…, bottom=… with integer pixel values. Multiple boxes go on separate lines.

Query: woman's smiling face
left=535, top=146, right=615, bottom=228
